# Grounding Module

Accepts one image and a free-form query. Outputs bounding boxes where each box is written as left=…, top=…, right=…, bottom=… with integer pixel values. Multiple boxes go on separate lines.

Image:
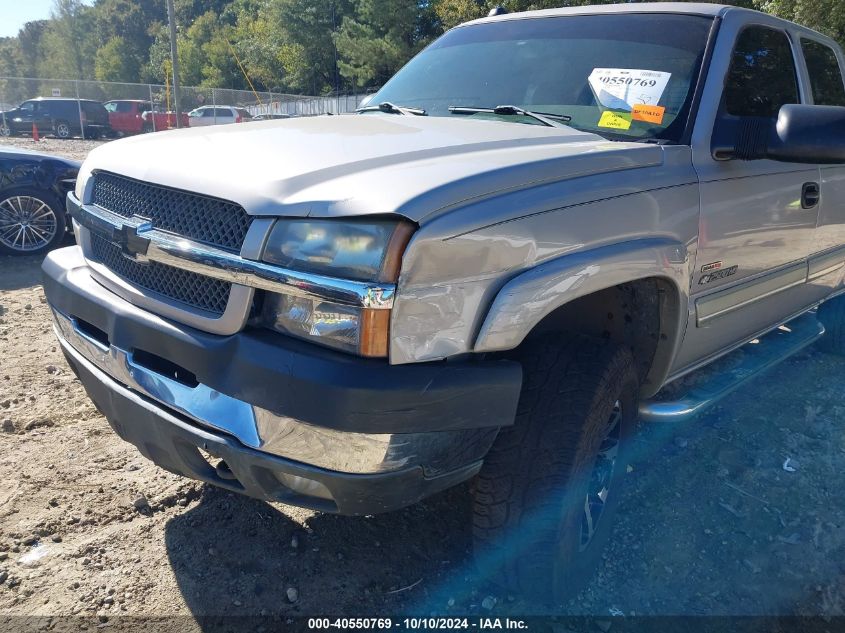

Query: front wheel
left=0, top=122, right=9, bottom=137
left=472, top=335, right=638, bottom=603
left=0, top=188, right=66, bottom=256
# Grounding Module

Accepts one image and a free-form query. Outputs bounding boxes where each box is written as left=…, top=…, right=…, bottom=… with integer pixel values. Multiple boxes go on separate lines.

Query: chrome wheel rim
left=0, top=195, right=58, bottom=252
left=56, top=123, right=70, bottom=138
left=0, top=124, right=9, bottom=137
left=579, top=400, right=622, bottom=551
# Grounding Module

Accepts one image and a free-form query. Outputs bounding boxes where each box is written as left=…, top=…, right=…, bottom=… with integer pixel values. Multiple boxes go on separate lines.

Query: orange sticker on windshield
left=598, top=111, right=632, bottom=130
left=631, top=104, right=666, bottom=125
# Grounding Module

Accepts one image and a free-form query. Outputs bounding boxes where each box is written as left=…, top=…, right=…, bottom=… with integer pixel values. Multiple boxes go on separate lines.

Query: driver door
left=674, top=22, right=820, bottom=370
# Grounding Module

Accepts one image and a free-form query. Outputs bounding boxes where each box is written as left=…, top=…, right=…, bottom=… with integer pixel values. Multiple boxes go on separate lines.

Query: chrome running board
left=639, top=312, right=825, bottom=423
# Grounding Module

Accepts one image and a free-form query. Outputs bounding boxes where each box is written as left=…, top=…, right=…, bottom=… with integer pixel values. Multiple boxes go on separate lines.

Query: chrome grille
left=89, top=233, right=231, bottom=316
left=91, top=172, right=252, bottom=251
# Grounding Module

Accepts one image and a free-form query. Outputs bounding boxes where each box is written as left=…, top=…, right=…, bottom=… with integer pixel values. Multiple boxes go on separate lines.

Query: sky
left=0, top=0, right=93, bottom=38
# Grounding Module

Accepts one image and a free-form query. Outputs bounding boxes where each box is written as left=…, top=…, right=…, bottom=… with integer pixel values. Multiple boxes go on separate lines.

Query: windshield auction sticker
left=598, top=110, right=632, bottom=130
left=631, top=104, right=667, bottom=124
left=588, top=68, right=672, bottom=112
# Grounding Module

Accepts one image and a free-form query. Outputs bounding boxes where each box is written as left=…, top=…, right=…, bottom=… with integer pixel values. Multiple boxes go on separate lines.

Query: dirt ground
left=0, top=139, right=844, bottom=629
left=0, top=137, right=108, bottom=162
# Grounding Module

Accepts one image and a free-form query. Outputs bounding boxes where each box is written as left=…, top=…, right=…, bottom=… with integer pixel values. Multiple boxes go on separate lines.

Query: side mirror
left=768, top=104, right=845, bottom=163
left=712, top=104, right=845, bottom=164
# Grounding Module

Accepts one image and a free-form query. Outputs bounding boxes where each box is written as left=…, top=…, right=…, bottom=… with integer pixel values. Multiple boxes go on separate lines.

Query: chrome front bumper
left=44, top=247, right=515, bottom=479
left=53, top=306, right=473, bottom=475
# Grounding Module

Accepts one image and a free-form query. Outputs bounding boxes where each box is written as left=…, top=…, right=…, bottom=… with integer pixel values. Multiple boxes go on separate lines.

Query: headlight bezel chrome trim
left=66, top=192, right=397, bottom=311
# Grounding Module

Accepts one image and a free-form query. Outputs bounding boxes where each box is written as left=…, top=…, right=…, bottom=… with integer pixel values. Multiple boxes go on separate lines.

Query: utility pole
left=166, top=0, right=182, bottom=127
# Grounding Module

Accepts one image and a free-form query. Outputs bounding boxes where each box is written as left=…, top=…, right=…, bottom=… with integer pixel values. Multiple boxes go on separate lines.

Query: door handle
left=802, top=182, right=820, bottom=209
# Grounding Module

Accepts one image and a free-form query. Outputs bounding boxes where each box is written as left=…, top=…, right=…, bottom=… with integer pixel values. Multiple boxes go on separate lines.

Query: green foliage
left=266, top=0, right=354, bottom=94
left=95, top=36, right=138, bottom=82
left=335, top=0, right=432, bottom=87
left=756, top=0, right=845, bottom=42
left=40, top=0, right=97, bottom=80
left=1, top=0, right=844, bottom=94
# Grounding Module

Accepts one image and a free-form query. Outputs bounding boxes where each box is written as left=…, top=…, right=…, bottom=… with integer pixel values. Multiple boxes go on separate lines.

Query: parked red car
left=103, top=100, right=189, bottom=135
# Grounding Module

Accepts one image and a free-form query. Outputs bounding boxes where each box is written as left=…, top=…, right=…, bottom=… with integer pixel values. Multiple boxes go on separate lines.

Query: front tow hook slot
left=215, top=459, right=238, bottom=481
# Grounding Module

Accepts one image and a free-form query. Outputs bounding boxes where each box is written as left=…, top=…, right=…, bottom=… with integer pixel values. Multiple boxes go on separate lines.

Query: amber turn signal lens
left=359, top=308, right=391, bottom=358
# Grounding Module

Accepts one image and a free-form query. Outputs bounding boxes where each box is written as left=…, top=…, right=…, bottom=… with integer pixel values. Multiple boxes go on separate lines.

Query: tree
left=39, top=0, right=97, bottom=80
left=16, top=21, right=48, bottom=78
left=1, top=0, right=845, bottom=94
left=432, top=0, right=486, bottom=30
left=90, top=0, right=165, bottom=83
left=95, top=36, right=139, bottom=82
left=266, top=0, right=353, bottom=94
left=335, top=0, right=436, bottom=88
left=757, top=0, right=845, bottom=45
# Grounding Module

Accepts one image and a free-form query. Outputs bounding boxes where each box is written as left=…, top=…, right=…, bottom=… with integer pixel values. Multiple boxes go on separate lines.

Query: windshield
left=369, top=14, right=714, bottom=142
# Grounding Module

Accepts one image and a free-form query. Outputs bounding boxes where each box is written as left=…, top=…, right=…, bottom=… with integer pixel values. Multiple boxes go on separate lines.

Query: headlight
left=262, top=218, right=413, bottom=282
left=260, top=219, right=414, bottom=357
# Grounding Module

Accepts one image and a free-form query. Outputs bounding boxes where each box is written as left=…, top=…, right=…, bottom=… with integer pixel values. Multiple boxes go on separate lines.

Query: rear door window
left=801, top=39, right=845, bottom=106
left=724, top=26, right=800, bottom=118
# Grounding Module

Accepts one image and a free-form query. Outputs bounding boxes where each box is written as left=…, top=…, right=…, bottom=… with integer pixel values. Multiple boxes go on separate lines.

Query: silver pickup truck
left=43, top=2, right=845, bottom=601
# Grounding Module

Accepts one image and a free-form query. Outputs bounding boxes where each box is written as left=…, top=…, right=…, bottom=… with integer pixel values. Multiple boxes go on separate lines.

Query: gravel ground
left=0, top=137, right=108, bottom=162
left=0, top=139, right=843, bottom=628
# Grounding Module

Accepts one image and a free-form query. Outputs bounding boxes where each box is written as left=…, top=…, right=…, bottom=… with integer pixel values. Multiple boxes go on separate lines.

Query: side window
left=116, top=102, right=133, bottom=113
left=19, top=101, right=35, bottom=114
left=724, top=26, right=799, bottom=118
left=801, top=39, right=845, bottom=106
left=202, top=108, right=216, bottom=117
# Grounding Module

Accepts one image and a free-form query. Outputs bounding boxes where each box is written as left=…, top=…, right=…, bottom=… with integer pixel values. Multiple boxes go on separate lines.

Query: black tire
left=54, top=120, right=72, bottom=139
left=0, top=188, right=67, bottom=257
left=817, top=295, right=845, bottom=354
left=0, top=122, right=9, bottom=137
left=472, top=335, right=639, bottom=603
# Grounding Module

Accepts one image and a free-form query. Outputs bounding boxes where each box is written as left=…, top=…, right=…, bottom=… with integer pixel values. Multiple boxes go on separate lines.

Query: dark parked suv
left=0, top=98, right=111, bottom=139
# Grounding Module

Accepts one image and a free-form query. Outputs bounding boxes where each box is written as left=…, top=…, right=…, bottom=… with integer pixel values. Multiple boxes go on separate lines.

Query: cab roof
left=466, top=3, right=754, bottom=24
left=462, top=2, right=836, bottom=44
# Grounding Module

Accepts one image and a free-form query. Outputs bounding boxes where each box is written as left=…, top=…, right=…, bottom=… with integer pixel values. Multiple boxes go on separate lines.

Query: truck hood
left=78, top=115, right=663, bottom=223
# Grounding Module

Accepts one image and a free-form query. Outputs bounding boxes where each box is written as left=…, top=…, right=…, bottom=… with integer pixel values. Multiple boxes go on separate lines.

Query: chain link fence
left=0, top=77, right=376, bottom=140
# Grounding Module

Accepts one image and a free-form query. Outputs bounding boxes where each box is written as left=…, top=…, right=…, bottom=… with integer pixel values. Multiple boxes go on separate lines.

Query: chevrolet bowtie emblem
left=116, top=221, right=152, bottom=262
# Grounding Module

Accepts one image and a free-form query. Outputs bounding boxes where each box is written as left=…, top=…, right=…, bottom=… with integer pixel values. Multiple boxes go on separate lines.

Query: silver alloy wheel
left=0, top=195, right=58, bottom=252
left=0, top=123, right=9, bottom=137
left=579, top=400, right=622, bottom=551
left=55, top=122, right=71, bottom=138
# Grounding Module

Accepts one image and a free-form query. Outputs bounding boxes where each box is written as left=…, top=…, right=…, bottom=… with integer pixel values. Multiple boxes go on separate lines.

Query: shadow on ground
left=163, top=348, right=845, bottom=624
left=164, top=484, right=477, bottom=622
left=0, top=235, right=74, bottom=292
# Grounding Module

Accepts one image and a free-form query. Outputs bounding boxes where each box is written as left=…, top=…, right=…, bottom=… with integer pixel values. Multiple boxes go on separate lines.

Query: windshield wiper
left=448, top=105, right=571, bottom=128
left=356, top=101, right=427, bottom=116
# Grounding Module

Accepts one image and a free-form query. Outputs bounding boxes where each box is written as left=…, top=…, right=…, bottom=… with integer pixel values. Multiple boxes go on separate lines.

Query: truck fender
left=473, top=237, right=690, bottom=392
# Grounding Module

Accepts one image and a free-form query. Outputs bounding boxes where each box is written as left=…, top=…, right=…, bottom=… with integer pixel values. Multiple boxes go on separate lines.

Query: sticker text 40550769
left=595, top=76, right=660, bottom=88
